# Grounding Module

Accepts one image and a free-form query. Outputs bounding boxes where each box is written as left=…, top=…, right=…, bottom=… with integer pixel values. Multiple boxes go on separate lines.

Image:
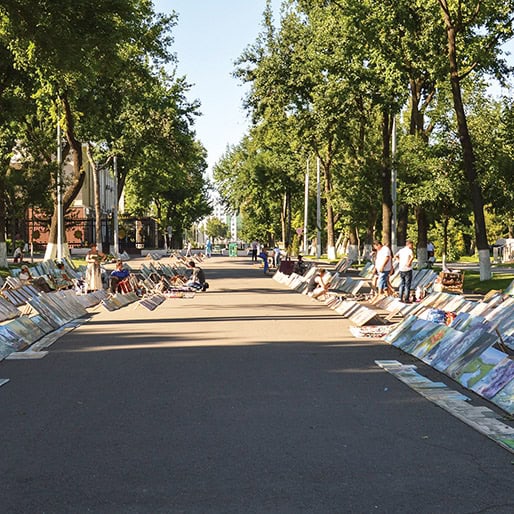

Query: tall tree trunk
left=86, top=144, right=103, bottom=253
left=381, top=110, right=393, bottom=246
left=0, top=164, right=8, bottom=267
left=442, top=215, right=449, bottom=269
left=45, top=94, right=86, bottom=259
left=322, top=158, right=336, bottom=259
left=439, top=2, right=491, bottom=280
left=281, top=191, right=288, bottom=246
left=347, top=226, right=359, bottom=262
left=397, top=204, right=408, bottom=247
left=416, top=206, right=428, bottom=268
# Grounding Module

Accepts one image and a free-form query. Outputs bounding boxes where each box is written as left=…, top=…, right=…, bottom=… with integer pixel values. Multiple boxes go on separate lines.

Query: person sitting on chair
left=109, top=260, right=130, bottom=294
left=53, top=262, right=74, bottom=290
left=293, top=255, right=307, bottom=276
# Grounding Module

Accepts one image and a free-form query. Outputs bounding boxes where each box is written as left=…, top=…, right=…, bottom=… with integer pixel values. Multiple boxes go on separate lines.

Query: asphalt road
left=0, top=256, right=513, bottom=514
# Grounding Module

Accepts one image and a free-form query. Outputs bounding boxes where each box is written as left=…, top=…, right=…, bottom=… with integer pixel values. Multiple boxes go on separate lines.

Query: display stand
left=433, top=271, right=464, bottom=294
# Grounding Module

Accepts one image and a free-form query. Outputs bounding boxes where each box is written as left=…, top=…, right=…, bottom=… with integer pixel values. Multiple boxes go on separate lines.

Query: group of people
left=372, top=239, right=415, bottom=303
left=17, top=261, right=75, bottom=293
left=304, top=239, right=419, bottom=304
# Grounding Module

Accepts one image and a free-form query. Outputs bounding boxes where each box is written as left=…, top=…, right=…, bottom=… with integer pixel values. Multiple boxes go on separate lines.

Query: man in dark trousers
left=187, top=261, right=209, bottom=291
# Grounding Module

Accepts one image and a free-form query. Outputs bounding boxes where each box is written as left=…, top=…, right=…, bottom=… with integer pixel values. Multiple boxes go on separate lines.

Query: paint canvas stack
left=383, top=280, right=514, bottom=415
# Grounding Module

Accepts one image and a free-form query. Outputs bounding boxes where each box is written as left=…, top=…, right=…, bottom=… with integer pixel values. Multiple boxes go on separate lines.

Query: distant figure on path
left=85, top=243, right=105, bottom=292
left=251, top=240, right=258, bottom=262
left=258, top=248, right=269, bottom=274
left=13, top=244, right=23, bottom=263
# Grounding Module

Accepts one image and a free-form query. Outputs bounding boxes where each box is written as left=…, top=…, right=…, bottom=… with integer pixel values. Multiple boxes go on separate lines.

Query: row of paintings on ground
left=383, top=289, right=514, bottom=415
left=0, top=289, right=107, bottom=362
left=101, top=292, right=140, bottom=311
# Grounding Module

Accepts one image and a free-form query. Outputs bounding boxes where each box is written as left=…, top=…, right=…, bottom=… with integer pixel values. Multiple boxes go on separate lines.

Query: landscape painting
left=454, top=347, right=507, bottom=389
left=444, top=331, right=498, bottom=379
left=422, top=328, right=464, bottom=367
left=472, top=358, right=514, bottom=399
left=410, top=325, right=451, bottom=359
left=491, top=378, right=514, bottom=414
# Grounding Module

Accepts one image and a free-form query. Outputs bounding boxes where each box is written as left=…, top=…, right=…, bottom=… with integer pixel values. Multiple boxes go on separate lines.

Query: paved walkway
left=0, top=256, right=513, bottom=513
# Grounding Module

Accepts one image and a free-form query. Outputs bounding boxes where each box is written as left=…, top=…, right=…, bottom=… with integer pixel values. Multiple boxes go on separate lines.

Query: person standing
left=251, top=240, right=258, bottom=262
left=427, top=241, right=435, bottom=267
left=13, top=244, right=23, bottom=263
left=205, top=239, right=212, bottom=258
left=373, top=240, right=392, bottom=296
left=85, top=243, right=105, bottom=292
left=273, top=245, right=281, bottom=268
left=258, top=248, right=269, bottom=274
left=395, top=240, right=414, bottom=303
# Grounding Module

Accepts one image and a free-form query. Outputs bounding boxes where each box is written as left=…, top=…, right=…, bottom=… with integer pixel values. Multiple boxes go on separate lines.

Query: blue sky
left=154, top=0, right=281, bottom=174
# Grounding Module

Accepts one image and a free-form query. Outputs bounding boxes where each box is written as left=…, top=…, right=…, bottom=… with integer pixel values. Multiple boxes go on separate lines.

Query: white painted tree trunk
left=44, top=242, right=70, bottom=261
left=0, top=242, right=8, bottom=268
left=327, top=245, right=336, bottom=260
left=417, top=246, right=428, bottom=269
left=347, top=244, right=359, bottom=262
left=478, top=249, right=492, bottom=281
left=362, top=243, right=373, bottom=261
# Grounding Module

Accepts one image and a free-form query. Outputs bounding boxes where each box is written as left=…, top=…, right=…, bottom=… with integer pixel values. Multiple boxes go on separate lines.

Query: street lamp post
left=316, top=157, right=321, bottom=259
left=113, top=155, right=119, bottom=257
left=56, top=118, right=64, bottom=261
left=303, top=158, right=309, bottom=255
left=391, top=115, right=398, bottom=254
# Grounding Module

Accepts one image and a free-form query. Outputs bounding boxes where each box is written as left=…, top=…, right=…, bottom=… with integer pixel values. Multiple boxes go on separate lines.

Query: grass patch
left=463, top=272, right=514, bottom=294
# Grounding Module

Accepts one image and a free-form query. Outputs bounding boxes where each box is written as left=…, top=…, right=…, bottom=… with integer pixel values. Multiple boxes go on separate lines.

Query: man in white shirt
left=395, top=239, right=414, bottom=303
left=373, top=240, right=392, bottom=296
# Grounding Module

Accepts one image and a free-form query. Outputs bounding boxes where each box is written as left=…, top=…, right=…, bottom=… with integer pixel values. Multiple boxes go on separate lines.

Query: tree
left=0, top=0, right=176, bottom=258
left=205, top=217, right=230, bottom=242
left=436, top=0, right=514, bottom=279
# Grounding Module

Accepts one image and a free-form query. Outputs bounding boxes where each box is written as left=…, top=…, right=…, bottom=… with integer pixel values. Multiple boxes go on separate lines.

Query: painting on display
left=383, top=315, right=418, bottom=345
left=454, top=347, right=507, bottom=389
left=427, top=328, right=492, bottom=373
left=410, top=325, right=451, bottom=360
left=471, top=358, right=514, bottom=399
left=394, top=319, right=439, bottom=354
left=444, top=331, right=498, bottom=379
left=491, top=378, right=514, bottom=414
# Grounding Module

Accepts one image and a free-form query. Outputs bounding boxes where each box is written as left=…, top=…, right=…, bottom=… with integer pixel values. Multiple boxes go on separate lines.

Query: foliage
left=205, top=217, right=230, bottom=241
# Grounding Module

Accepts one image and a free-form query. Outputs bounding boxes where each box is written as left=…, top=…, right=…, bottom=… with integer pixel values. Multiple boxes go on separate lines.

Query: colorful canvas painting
left=30, top=315, right=54, bottom=335
left=410, top=325, right=451, bottom=359
left=472, top=358, right=514, bottom=399
left=421, top=328, right=463, bottom=366
left=397, top=321, right=441, bottom=355
left=391, top=318, right=433, bottom=350
left=427, top=328, right=494, bottom=373
left=444, top=331, right=498, bottom=379
left=491, top=378, right=514, bottom=414
left=454, top=347, right=507, bottom=389
left=383, top=315, right=418, bottom=345
left=0, top=340, right=15, bottom=360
